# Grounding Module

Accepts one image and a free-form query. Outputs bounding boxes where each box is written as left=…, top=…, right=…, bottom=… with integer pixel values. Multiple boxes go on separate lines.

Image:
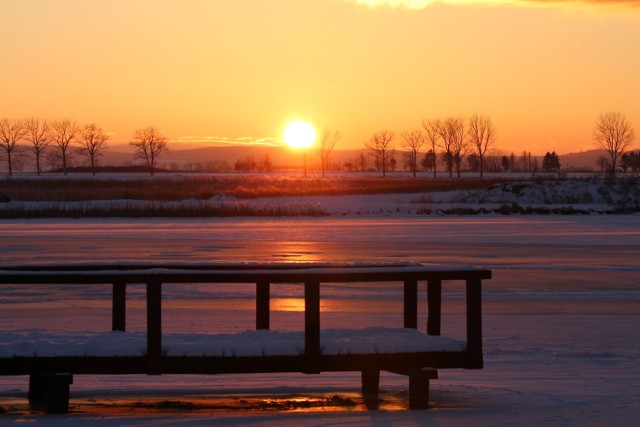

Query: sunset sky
left=1, top=0, right=639, bottom=155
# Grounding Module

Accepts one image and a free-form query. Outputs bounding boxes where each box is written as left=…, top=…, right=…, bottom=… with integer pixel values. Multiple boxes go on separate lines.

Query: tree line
left=0, top=118, right=169, bottom=176
left=2, top=111, right=635, bottom=178
left=365, top=114, right=497, bottom=178
left=364, top=111, right=636, bottom=178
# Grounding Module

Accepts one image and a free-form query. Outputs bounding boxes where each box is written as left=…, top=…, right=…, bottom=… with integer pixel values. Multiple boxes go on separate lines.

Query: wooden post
left=427, top=279, right=442, bottom=336
left=146, top=280, right=162, bottom=374
left=45, top=374, right=73, bottom=414
left=409, top=375, right=429, bottom=410
left=28, top=374, right=48, bottom=407
left=404, top=279, right=418, bottom=329
left=28, top=373, right=73, bottom=414
left=361, top=369, right=380, bottom=396
left=408, top=368, right=437, bottom=410
left=256, top=281, right=270, bottom=330
left=466, top=278, right=483, bottom=369
left=304, top=280, right=321, bottom=372
left=112, top=281, right=126, bottom=331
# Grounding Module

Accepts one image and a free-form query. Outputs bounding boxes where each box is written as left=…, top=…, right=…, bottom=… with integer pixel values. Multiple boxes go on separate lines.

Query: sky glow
left=1, top=0, right=639, bottom=155
left=348, top=0, right=640, bottom=8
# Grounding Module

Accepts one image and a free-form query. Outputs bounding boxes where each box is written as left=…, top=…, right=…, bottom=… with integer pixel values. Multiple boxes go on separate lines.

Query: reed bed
left=0, top=199, right=328, bottom=219
left=0, top=175, right=506, bottom=202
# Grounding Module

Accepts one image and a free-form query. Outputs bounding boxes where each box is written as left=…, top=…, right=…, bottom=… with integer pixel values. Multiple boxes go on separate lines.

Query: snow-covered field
left=249, top=178, right=640, bottom=215
left=0, top=195, right=639, bottom=425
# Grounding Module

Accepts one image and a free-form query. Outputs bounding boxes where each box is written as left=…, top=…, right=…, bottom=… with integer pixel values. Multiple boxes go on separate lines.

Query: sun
left=284, top=120, right=316, bottom=149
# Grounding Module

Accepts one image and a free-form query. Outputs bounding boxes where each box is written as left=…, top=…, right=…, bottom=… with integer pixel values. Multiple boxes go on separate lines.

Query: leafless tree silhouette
left=401, top=129, right=425, bottom=178
left=422, top=119, right=441, bottom=178
left=131, top=127, right=168, bottom=176
left=316, top=128, right=340, bottom=178
left=25, top=118, right=50, bottom=175
left=366, top=130, right=395, bottom=177
left=80, top=123, right=109, bottom=176
left=468, top=114, right=496, bottom=178
left=50, top=119, right=80, bottom=175
left=0, top=118, right=27, bottom=176
left=592, top=111, right=635, bottom=178
left=438, top=117, right=466, bottom=177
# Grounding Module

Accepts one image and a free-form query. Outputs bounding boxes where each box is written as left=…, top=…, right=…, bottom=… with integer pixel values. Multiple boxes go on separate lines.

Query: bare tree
left=467, top=114, right=496, bottom=178
left=357, top=151, right=368, bottom=172
left=422, top=119, right=441, bottom=178
left=592, top=111, right=635, bottom=178
left=80, top=123, right=109, bottom=176
left=438, top=117, right=466, bottom=177
left=520, top=151, right=535, bottom=172
left=0, top=118, right=27, bottom=176
left=50, top=119, right=80, bottom=175
left=131, top=127, right=168, bottom=176
left=25, top=118, right=50, bottom=175
left=401, top=129, right=426, bottom=178
left=596, top=155, right=610, bottom=173
left=316, top=128, right=340, bottom=178
left=436, top=118, right=454, bottom=177
left=365, top=130, right=395, bottom=177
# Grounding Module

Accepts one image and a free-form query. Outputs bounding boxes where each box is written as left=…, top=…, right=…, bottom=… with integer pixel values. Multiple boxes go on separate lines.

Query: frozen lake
left=1, top=215, right=639, bottom=425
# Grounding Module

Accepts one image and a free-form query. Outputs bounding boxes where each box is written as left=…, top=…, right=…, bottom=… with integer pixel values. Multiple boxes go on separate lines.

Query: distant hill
left=103, top=145, right=609, bottom=171
left=7, top=142, right=629, bottom=174
left=558, top=150, right=608, bottom=171
left=101, top=144, right=371, bottom=170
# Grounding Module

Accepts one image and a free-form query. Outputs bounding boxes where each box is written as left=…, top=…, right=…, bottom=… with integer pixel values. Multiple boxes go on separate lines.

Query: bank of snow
left=255, top=178, right=640, bottom=216
left=0, top=178, right=638, bottom=217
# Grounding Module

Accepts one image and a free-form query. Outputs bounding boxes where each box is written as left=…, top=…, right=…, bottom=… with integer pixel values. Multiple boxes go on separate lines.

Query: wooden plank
left=112, top=281, right=126, bottom=331
left=256, top=281, right=270, bottom=330
left=404, top=279, right=418, bottom=329
left=1, top=352, right=468, bottom=376
left=146, top=280, right=162, bottom=374
left=0, top=267, right=492, bottom=286
left=427, top=279, right=442, bottom=336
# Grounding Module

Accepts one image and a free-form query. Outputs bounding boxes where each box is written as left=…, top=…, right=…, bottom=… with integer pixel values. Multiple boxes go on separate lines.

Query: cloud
left=345, top=0, right=640, bottom=9
left=348, top=0, right=437, bottom=8
left=175, top=136, right=284, bottom=147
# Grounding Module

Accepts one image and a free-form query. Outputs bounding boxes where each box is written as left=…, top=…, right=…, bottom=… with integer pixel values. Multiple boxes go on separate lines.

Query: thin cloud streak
left=175, top=136, right=285, bottom=147
left=346, top=0, right=640, bottom=9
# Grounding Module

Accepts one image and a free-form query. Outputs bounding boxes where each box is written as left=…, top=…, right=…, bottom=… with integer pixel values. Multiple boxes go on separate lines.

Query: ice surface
left=0, top=207, right=639, bottom=425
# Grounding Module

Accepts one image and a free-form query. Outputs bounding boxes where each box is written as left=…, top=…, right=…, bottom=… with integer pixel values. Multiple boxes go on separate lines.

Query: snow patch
left=0, top=328, right=464, bottom=358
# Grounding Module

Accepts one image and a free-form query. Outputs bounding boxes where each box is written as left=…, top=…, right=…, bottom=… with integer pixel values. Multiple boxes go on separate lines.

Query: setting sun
left=284, top=120, right=316, bottom=149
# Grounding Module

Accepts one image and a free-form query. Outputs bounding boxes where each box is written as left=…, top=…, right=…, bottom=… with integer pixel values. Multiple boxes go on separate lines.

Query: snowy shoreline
left=1, top=178, right=639, bottom=217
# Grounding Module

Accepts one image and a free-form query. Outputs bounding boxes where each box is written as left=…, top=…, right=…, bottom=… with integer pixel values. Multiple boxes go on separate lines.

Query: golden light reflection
left=271, top=298, right=394, bottom=313
left=272, top=298, right=332, bottom=313
left=271, top=242, right=325, bottom=264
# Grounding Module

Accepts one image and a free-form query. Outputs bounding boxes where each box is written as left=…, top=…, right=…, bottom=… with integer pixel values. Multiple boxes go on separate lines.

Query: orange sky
left=1, top=0, right=639, bottom=155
